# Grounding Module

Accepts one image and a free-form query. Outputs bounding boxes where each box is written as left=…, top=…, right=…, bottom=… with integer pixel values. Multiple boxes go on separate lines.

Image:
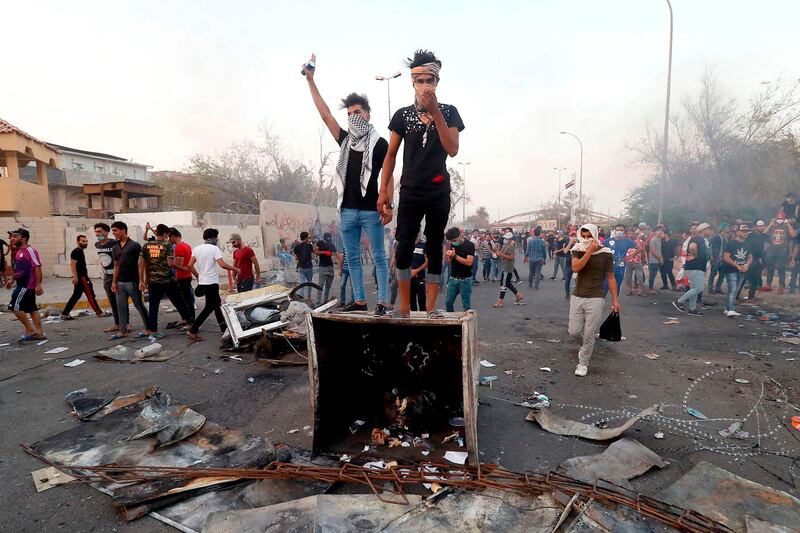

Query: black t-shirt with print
left=451, top=239, right=476, bottom=278
left=388, top=104, right=465, bottom=200
left=71, top=247, right=88, bottom=278
left=95, top=238, right=117, bottom=276
left=337, top=128, right=388, bottom=212
left=293, top=242, right=314, bottom=269
left=684, top=236, right=708, bottom=271
left=719, top=239, right=750, bottom=275
left=316, top=240, right=337, bottom=268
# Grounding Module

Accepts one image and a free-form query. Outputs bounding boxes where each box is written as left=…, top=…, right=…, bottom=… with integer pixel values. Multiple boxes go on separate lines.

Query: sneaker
left=672, top=301, right=686, bottom=313
left=726, top=310, right=741, bottom=317
left=687, top=309, right=704, bottom=316
left=59, top=315, right=75, bottom=321
left=574, top=363, right=588, bottom=377
left=341, top=301, right=368, bottom=312
left=759, top=286, right=772, bottom=292
left=374, top=304, right=390, bottom=317
left=778, top=287, right=785, bottom=295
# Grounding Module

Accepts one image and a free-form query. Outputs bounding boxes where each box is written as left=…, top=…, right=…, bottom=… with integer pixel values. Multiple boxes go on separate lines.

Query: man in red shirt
left=169, top=228, right=195, bottom=324
left=230, top=233, right=260, bottom=293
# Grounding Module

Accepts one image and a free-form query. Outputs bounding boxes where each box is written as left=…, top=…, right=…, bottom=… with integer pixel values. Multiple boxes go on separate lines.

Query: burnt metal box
left=306, top=311, right=479, bottom=466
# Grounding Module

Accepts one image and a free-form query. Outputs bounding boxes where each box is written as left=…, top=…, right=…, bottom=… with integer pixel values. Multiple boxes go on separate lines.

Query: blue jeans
left=445, top=277, right=473, bottom=311
left=564, top=258, right=573, bottom=297
left=677, top=269, right=706, bottom=311
left=614, top=267, right=624, bottom=296
left=340, top=208, right=388, bottom=304
left=441, top=262, right=451, bottom=288
left=277, top=252, right=293, bottom=267
left=527, top=260, right=544, bottom=288
left=490, top=258, right=501, bottom=281
left=725, top=272, right=743, bottom=312
left=471, top=255, right=480, bottom=280
left=340, top=270, right=354, bottom=303
left=297, top=267, right=314, bottom=298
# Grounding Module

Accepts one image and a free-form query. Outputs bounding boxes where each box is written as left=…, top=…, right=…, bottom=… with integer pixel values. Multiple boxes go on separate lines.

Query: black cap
left=12, top=228, right=30, bottom=240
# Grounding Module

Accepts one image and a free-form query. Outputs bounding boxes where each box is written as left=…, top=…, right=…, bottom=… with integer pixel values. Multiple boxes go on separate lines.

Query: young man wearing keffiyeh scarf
left=377, top=49, right=465, bottom=318
left=567, top=223, right=622, bottom=377
left=303, top=54, right=391, bottom=315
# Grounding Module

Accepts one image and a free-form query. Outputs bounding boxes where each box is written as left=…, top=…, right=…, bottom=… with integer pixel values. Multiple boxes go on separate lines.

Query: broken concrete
left=657, top=461, right=800, bottom=533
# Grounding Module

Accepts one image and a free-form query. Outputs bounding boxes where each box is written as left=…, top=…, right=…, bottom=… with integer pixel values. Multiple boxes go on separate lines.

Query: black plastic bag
left=599, top=311, right=622, bottom=341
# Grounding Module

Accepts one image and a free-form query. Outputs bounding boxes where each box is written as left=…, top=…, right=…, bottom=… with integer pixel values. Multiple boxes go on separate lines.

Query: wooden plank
left=306, top=312, right=321, bottom=458
left=461, top=311, right=480, bottom=467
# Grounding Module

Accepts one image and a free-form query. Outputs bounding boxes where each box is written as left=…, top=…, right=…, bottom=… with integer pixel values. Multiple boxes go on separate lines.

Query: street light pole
left=375, top=72, right=401, bottom=117
left=657, top=0, right=674, bottom=225
left=458, top=161, right=471, bottom=224
left=560, top=131, right=583, bottom=222
left=553, top=166, right=567, bottom=229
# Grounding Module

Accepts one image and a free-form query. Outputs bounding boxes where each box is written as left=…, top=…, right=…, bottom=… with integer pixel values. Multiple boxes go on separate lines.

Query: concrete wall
left=202, top=212, right=259, bottom=227
left=116, top=211, right=197, bottom=228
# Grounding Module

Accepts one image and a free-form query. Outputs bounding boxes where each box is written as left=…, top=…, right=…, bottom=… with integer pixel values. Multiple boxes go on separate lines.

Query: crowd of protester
left=1, top=222, right=264, bottom=343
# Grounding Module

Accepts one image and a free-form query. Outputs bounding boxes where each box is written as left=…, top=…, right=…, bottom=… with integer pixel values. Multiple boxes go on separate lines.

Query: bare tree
left=627, top=70, right=800, bottom=227
left=448, top=166, right=470, bottom=223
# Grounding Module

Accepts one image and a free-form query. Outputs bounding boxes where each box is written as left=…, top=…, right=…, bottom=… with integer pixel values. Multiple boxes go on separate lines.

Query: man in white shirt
left=186, top=228, right=239, bottom=341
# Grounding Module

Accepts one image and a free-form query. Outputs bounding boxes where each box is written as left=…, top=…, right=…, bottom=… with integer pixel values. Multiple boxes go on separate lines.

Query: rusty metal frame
left=21, top=446, right=735, bottom=533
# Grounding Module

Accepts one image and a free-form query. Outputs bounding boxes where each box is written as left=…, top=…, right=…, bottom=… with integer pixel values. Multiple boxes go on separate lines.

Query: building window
left=94, top=162, right=105, bottom=173
left=72, top=159, right=84, bottom=170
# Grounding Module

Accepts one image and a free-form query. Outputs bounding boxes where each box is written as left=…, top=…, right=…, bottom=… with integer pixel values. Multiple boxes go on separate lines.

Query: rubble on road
left=25, top=387, right=319, bottom=530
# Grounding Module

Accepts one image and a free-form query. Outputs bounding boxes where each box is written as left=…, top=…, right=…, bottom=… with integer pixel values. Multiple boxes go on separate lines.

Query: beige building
left=0, top=118, right=59, bottom=217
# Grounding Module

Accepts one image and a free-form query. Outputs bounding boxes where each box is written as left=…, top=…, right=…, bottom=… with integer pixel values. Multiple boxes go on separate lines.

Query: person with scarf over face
left=303, top=54, right=391, bottom=315
left=568, top=224, right=622, bottom=377
left=378, top=49, right=464, bottom=318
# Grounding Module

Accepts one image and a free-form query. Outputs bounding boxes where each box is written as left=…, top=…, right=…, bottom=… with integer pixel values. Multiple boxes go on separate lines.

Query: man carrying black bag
left=568, top=224, right=622, bottom=377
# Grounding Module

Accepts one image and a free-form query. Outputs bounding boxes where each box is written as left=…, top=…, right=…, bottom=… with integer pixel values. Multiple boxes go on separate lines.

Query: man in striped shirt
left=6, top=228, right=45, bottom=341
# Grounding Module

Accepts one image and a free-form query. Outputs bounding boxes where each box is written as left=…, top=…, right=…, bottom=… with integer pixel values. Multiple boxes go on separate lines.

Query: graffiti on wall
left=259, top=199, right=339, bottom=254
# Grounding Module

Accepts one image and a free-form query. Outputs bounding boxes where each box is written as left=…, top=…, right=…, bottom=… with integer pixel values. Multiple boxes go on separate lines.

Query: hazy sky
left=3, top=1, right=798, bottom=221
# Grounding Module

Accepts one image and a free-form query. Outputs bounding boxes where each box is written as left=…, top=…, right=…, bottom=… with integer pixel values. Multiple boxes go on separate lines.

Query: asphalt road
left=1, top=268, right=798, bottom=532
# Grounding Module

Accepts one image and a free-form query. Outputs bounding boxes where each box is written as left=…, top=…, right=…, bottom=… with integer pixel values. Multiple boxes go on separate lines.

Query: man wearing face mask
left=60, top=234, right=105, bottom=320
left=94, top=222, right=120, bottom=331
left=444, top=227, right=475, bottom=312
left=606, top=224, right=634, bottom=296
left=378, top=49, right=464, bottom=318
left=304, top=54, right=390, bottom=315
left=569, top=224, right=620, bottom=377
